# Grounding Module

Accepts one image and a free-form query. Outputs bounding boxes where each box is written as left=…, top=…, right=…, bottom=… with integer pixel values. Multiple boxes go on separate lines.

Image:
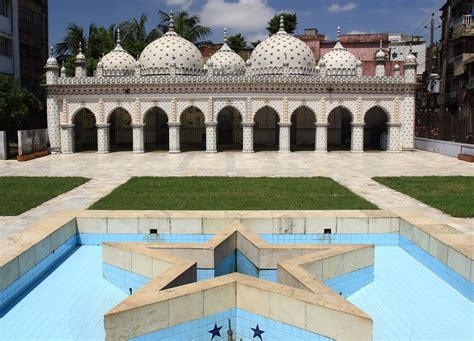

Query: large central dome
left=139, top=15, right=204, bottom=75
left=249, top=15, right=316, bottom=75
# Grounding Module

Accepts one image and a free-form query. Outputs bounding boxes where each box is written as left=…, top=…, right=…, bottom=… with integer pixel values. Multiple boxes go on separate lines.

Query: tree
left=227, top=33, right=247, bottom=50
left=119, top=14, right=162, bottom=58
left=267, top=13, right=297, bottom=35
left=0, top=75, right=44, bottom=141
left=158, top=10, right=212, bottom=45
left=251, top=40, right=262, bottom=48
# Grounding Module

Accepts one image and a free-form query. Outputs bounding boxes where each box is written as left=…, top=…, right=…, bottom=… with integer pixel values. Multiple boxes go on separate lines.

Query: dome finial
left=117, top=28, right=121, bottom=44
left=279, top=12, right=285, bottom=32
left=224, top=27, right=227, bottom=44
left=379, top=39, right=382, bottom=49
left=169, top=10, right=175, bottom=32
left=78, top=41, right=82, bottom=53
left=337, top=26, right=341, bottom=42
left=49, top=46, right=54, bottom=57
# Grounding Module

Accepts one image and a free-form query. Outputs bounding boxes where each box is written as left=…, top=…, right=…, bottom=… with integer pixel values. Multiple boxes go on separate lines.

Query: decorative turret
left=356, top=59, right=363, bottom=78
left=393, top=63, right=401, bottom=77
left=45, top=46, right=59, bottom=84
left=170, top=55, right=177, bottom=77
left=75, top=42, right=87, bottom=78
left=60, top=62, right=66, bottom=78
left=283, top=53, right=289, bottom=75
left=375, top=40, right=386, bottom=77
left=404, top=44, right=417, bottom=83
left=96, top=58, right=104, bottom=77
left=134, top=56, right=141, bottom=77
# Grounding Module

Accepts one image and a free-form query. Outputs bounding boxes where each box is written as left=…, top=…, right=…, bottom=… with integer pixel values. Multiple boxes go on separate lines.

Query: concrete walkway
left=1, top=149, right=473, bottom=239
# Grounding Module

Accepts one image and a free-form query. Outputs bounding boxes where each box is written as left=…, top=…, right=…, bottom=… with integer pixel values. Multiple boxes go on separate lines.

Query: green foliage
left=90, top=177, right=377, bottom=210
left=158, top=10, right=212, bottom=44
left=0, top=75, right=43, bottom=135
left=373, top=176, right=474, bottom=217
left=267, top=13, right=297, bottom=35
left=119, top=13, right=161, bottom=59
left=0, top=177, right=89, bottom=216
left=227, top=33, right=247, bottom=50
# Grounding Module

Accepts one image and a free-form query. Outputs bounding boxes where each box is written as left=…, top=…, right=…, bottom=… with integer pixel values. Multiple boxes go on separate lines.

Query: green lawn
left=90, top=177, right=377, bottom=210
left=373, top=176, right=474, bottom=218
left=0, top=177, right=90, bottom=216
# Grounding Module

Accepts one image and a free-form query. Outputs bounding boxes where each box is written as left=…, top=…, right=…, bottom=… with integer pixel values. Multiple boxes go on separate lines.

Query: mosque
left=44, top=14, right=417, bottom=155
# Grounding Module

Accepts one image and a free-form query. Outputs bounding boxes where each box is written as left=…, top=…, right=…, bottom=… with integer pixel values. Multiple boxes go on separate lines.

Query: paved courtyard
left=0, top=150, right=473, bottom=239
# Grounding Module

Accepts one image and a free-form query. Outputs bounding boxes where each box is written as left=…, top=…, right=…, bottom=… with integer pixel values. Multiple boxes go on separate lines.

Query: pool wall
left=0, top=210, right=472, bottom=322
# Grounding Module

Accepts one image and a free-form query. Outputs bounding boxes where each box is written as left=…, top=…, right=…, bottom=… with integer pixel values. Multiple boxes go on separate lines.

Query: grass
left=90, top=177, right=377, bottom=211
left=0, top=177, right=90, bottom=216
left=373, top=176, right=474, bottom=218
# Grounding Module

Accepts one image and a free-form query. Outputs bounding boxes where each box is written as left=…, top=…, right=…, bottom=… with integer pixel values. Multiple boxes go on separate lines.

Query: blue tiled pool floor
left=348, top=247, right=474, bottom=340
left=0, top=246, right=126, bottom=340
left=1, top=246, right=472, bottom=340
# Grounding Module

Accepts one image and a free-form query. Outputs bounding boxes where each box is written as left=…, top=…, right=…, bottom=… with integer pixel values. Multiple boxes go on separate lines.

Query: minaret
left=375, top=40, right=386, bottom=77
left=45, top=46, right=59, bottom=84
left=404, top=44, right=417, bottom=83
left=393, top=63, right=401, bottom=77
left=135, top=54, right=142, bottom=77
left=75, top=42, right=87, bottom=78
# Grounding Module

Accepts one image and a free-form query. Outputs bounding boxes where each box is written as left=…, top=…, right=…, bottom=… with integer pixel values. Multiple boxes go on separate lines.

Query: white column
left=278, top=123, right=291, bottom=154
left=242, top=123, right=254, bottom=153
left=351, top=123, right=365, bottom=153
left=96, top=123, right=110, bottom=154
left=387, top=122, right=402, bottom=153
left=315, top=122, right=329, bottom=153
left=205, top=122, right=217, bottom=153
left=168, top=123, right=181, bottom=154
left=132, top=123, right=145, bottom=154
left=60, top=124, right=75, bottom=154
left=47, top=98, right=61, bottom=153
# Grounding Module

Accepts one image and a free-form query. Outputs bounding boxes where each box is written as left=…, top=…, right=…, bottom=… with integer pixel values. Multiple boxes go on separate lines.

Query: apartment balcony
left=452, top=15, right=474, bottom=39
left=453, top=53, right=474, bottom=76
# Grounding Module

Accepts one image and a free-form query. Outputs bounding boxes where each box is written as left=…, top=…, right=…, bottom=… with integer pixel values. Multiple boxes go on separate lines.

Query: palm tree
left=54, top=23, right=87, bottom=59
left=118, top=13, right=161, bottom=58
left=157, top=10, right=212, bottom=45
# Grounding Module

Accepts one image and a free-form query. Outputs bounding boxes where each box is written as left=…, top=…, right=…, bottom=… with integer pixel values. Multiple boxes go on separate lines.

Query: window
left=0, top=0, right=11, bottom=17
left=0, top=37, right=12, bottom=57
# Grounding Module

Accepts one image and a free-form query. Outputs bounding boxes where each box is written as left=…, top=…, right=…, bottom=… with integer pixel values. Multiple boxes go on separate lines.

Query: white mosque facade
left=44, top=15, right=418, bottom=155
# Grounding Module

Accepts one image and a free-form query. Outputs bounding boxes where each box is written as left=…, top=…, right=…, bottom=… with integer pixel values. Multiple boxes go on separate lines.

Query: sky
left=49, top=0, right=446, bottom=47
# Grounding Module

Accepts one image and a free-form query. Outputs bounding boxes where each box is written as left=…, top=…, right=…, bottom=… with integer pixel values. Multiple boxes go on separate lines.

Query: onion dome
left=394, top=64, right=400, bottom=71
left=376, top=40, right=386, bottom=61
left=99, top=29, right=136, bottom=76
left=405, top=45, right=417, bottom=65
left=249, top=15, right=316, bottom=75
left=76, top=42, right=86, bottom=62
left=319, top=27, right=360, bottom=76
left=46, top=46, right=59, bottom=67
left=139, top=11, right=204, bottom=76
left=205, top=28, right=245, bottom=75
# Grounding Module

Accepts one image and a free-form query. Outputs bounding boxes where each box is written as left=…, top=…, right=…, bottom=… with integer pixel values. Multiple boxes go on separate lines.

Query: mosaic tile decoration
left=129, top=308, right=333, bottom=341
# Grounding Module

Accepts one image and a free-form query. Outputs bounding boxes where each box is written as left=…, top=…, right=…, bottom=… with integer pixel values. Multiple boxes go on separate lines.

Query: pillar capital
left=278, top=122, right=292, bottom=127
left=205, top=122, right=218, bottom=127
left=315, top=122, right=330, bottom=127
left=61, top=124, right=75, bottom=129
left=96, top=123, right=111, bottom=129
left=168, top=122, right=181, bottom=128
left=131, top=123, right=145, bottom=128
left=241, top=122, right=255, bottom=128
left=387, top=122, right=402, bottom=127
left=351, top=122, right=365, bottom=128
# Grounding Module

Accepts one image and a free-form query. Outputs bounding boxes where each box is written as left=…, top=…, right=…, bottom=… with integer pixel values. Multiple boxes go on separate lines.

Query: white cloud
left=166, top=0, right=193, bottom=10
left=199, top=0, right=275, bottom=36
left=328, top=2, right=357, bottom=13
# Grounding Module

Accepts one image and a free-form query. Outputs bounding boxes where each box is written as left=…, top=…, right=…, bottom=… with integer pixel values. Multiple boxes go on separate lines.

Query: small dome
left=249, top=15, right=316, bottom=75
left=46, top=47, right=58, bottom=67
left=206, top=28, right=245, bottom=75
left=376, top=41, right=386, bottom=61
left=100, top=31, right=136, bottom=77
left=405, top=45, right=417, bottom=65
left=139, top=12, right=204, bottom=75
left=394, top=64, right=400, bottom=71
left=319, top=27, right=360, bottom=76
left=76, top=42, right=85, bottom=62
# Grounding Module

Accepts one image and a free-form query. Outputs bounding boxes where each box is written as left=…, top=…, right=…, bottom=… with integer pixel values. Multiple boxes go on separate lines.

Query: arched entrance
left=364, top=107, right=389, bottom=151
left=291, top=106, right=316, bottom=151
left=180, top=107, right=206, bottom=151
left=328, top=107, right=352, bottom=151
left=144, top=107, right=169, bottom=151
left=109, top=108, right=133, bottom=151
left=217, top=107, right=242, bottom=151
left=254, top=106, right=279, bottom=151
left=73, top=109, right=97, bottom=152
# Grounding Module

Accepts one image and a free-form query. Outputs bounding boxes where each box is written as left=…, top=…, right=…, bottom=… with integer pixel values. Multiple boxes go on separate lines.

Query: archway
left=180, top=106, right=206, bottom=151
left=109, top=108, right=133, bottom=151
left=291, top=106, right=316, bottom=151
left=217, top=107, right=242, bottom=151
left=144, top=107, right=169, bottom=151
left=327, top=107, right=352, bottom=151
left=73, top=109, right=97, bottom=152
left=364, top=107, right=388, bottom=151
left=254, top=106, right=279, bottom=151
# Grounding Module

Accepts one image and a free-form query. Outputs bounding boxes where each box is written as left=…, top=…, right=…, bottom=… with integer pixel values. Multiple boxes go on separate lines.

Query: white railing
left=451, top=15, right=472, bottom=30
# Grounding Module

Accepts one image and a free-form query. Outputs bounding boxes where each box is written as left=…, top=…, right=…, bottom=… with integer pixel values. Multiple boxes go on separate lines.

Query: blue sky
left=49, top=0, right=445, bottom=46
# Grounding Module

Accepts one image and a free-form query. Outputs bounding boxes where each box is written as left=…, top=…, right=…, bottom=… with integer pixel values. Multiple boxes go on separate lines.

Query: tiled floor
left=0, top=246, right=126, bottom=340
left=0, top=150, right=473, bottom=239
left=348, top=247, right=473, bottom=340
